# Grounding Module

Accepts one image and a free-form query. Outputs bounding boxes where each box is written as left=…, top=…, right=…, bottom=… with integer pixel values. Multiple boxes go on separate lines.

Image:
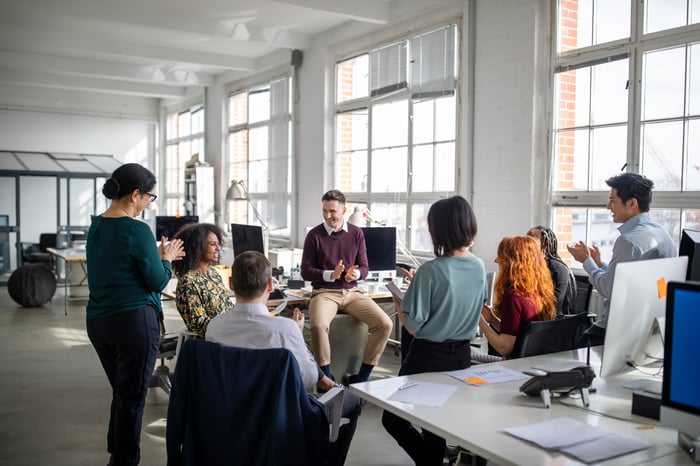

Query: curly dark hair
left=528, top=226, right=563, bottom=263
left=171, top=223, right=225, bottom=277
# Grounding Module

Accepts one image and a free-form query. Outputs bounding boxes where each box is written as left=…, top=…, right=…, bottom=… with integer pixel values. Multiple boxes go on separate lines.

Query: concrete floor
left=0, top=285, right=414, bottom=466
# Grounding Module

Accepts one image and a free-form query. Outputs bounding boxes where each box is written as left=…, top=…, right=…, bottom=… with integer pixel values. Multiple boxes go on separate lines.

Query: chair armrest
left=317, top=386, right=345, bottom=442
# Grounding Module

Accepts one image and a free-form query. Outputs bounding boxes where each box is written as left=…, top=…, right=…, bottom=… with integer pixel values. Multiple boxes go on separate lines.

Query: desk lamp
left=226, top=179, right=269, bottom=255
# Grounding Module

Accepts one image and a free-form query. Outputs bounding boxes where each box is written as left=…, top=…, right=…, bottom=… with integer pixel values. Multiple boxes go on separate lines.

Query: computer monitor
left=230, top=223, right=264, bottom=258
left=361, top=227, right=396, bottom=280
left=661, top=281, right=700, bottom=455
left=679, top=228, right=700, bottom=281
left=155, top=215, right=198, bottom=239
left=599, top=256, right=688, bottom=378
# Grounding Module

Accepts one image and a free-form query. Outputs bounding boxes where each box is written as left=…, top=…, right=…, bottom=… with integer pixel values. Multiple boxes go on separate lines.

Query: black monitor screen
left=361, top=227, right=396, bottom=272
left=679, top=228, right=700, bottom=281
left=155, top=216, right=198, bottom=239
left=231, top=223, right=264, bottom=257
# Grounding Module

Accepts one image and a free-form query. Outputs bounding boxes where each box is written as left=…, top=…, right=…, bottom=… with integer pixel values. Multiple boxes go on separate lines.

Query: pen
left=398, top=382, right=419, bottom=390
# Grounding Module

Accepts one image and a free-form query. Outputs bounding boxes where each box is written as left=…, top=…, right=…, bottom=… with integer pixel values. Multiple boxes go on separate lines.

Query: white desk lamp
left=226, top=179, right=269, bottom=255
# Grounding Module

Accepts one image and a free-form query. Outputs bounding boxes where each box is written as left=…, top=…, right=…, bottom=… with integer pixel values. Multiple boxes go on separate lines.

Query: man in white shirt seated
left=206, top=250, right=362, bottom=466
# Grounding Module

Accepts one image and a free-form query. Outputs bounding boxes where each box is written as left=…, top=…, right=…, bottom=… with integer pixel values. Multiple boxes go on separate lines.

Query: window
left=335, top=24, right=459, bottom=254
left=551, top=1, right=700, bottom=264
left=227, top=77, right=292, bottom=238
left=164, top=105, right=204, bottom=215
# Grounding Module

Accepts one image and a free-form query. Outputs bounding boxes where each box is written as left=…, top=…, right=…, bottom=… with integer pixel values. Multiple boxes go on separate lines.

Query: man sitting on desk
left=206, top=251, right=362, bottom=466
left=302, top=189, right=393, bottom=384
left=567, top=172, right=676, bottom=345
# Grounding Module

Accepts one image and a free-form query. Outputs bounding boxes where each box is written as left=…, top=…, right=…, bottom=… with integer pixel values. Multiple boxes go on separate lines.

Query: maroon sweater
left=301, top=223, right=369, bottom=290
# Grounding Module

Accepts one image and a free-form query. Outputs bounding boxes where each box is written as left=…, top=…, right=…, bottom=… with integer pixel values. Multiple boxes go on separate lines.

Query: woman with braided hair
left=527, top=225, right=577, bottom=316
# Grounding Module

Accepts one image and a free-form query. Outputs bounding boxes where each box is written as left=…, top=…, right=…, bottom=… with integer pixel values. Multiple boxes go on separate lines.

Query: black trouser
left=87, top=305, right=160, bottom=466
left=382, top=338, right=471, bottom=466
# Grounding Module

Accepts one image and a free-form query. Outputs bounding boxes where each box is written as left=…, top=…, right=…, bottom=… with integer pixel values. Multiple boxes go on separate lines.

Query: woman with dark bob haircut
left=86, top=163, right=184, bottom=465
left=172, top=223, right=233, bottom=337
left=382, top=195, right=487, bottom=465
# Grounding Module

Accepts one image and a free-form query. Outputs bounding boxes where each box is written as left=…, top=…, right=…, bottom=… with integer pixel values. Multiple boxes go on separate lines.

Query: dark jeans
left=382, top=338, right=471, bottom=466
left=87, top=305, right=160, bottom=466
left=327, top=391, right=363, bottom=466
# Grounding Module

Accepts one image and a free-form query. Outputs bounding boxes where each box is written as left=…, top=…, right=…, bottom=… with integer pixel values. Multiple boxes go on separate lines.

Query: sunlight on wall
left=123, top=137, right=150, bottom=166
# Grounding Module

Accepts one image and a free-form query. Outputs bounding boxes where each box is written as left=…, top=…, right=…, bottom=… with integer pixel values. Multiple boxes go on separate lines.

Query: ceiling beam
left=0, top=68, right=187, bottom=99
left=272, top=0, right=390, bottom=23
left=0, top=24, right=257, bottom=71
left=0, top=51, right=215, bottom=87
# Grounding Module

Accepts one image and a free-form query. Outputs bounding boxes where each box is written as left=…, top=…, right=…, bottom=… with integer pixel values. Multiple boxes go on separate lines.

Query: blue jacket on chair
left=166, top=339, right=329, bottom=466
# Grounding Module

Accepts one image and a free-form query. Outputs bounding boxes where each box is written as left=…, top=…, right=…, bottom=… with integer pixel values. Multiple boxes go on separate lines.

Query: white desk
left=350, top=347, right=692, bottom=465
left=46, top=247, right=87, bottom=315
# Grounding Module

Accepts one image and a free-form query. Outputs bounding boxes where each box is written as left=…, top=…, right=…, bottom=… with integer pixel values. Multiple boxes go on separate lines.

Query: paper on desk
left=504, top=418, right=650, bottom=464
left=387, top=382, right=458, bottom=407
left=447, top=365, right=528, bottom=386
left=560, top=432, right=651, bottom=463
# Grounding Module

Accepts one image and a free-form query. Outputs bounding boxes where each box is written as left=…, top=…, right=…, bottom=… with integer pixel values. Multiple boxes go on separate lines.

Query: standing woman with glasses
left=86, top=163, right=184, bottom=466
left=172, top=223, right=233, bottom=337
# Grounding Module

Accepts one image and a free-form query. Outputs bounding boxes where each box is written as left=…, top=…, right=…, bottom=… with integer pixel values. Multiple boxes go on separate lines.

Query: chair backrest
left=166, top=339, right=329, bottom=466
left=510, top=312, right=591, bottom=359
left=570, top=274, right=593, bottom=315
left=38, top=233, right=57, bottom=251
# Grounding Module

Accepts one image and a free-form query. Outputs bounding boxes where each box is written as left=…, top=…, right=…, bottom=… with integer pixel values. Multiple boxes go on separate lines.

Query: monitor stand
left=678, top=431, right=700, bottom=463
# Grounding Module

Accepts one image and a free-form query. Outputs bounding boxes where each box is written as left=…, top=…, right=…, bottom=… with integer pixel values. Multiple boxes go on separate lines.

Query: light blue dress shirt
left=583, top=212, right=676, bottom=327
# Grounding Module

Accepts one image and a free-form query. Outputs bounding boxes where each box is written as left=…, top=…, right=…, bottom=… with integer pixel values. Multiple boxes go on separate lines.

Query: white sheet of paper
left=560, top=433, right=651, bottom=463
left=386, top=382, right=458, bottom=407
left=447, top=365, right=529, bottom=385
left=504, top=417, right=607, bottom=449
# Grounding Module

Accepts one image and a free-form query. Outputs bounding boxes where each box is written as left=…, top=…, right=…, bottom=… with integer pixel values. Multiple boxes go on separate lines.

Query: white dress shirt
left=206, top=303, right=320, bottom=389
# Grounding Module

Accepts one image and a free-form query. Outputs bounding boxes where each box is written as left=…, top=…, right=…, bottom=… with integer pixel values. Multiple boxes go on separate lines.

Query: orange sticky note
left=657, top=278, right=667, bottom=299
left=464, top=377, right=488, bottom=385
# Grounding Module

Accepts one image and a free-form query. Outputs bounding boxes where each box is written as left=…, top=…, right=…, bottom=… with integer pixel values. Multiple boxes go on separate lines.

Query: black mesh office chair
left=22, top=233, right=56, bottom=266
left=571, top=274, right=593, bottom=315
left=510, top=312, right=592, bottom=359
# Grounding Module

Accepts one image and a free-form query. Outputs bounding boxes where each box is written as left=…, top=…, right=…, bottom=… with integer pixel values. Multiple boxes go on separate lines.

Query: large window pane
left=643, top=47, right=686, bottom=121
left=371, top=147, right=407, bottom=192
left=554, top=68, right=591, bottom=129
left=249, top=87, right=271, bottom=124
left=434, top=96, right=456, bottom=141
left=435, top=142, right=456, bottom=192
left=590, top=126, right=627, bottom=189
left=554, top=129, right=590, bottom=190
left=337, top=55, right=369, bottom=103
left=411, top=203, right=432, bottom=252
left=558, top=0, right=630, bottom=53
left=371, top=100, right=408, bottom=149
left=412, top=100, right=434, bottom=145
left=641, top=121, right=683, bottom=190
left=412, top=145, right=434, bottom=192
left=686, top=120, right=700, bottom=189
left=645, top=0, right=697, bottom=34
left=336, top=150, right=368, bottom=192
left=591, top=60, right=628, bottom=125
left=229, top=92, right=247, bottom=127
left=336, top=110, right=368, bottom=152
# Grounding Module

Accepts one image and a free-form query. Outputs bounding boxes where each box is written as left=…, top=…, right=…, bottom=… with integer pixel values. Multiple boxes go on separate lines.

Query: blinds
left=370, top=41, right=408, bottom=97
left=368, top=24, right=457, bottom=100
left=410, top=25, right=456, bottom=99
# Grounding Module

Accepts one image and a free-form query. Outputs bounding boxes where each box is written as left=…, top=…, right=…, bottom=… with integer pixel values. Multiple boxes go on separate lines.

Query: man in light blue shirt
left=567, top=173, right=676, bottom=344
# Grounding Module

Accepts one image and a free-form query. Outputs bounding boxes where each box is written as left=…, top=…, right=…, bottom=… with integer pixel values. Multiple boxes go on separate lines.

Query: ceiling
left=0, top=0, right=395, bottom=101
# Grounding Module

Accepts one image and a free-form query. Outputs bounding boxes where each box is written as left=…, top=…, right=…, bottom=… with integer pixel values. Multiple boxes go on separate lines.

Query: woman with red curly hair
left=479, top=236, right=556, bottom=357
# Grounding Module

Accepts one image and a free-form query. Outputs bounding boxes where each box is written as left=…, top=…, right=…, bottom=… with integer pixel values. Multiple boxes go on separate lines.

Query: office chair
left=570, top=274, right=593, bottom=315
left=149, top=318, right=196, bottom=395
left=510, top=312, right=592, bottom=359
left=167, top=340, right=344, bottom=466
left=22, top=233, right=57, bottom=266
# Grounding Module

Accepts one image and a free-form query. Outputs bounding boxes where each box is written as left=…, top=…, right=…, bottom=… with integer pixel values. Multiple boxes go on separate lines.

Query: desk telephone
left=519, top=365, right=596, bottom=408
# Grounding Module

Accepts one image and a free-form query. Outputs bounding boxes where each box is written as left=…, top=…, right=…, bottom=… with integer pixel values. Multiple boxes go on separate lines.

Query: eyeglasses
left=142, top=191, right=157, bottom=202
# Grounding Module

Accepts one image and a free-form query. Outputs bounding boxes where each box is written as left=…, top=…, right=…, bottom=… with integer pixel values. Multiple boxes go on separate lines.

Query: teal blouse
left=86, top=216, right=172, bottom=319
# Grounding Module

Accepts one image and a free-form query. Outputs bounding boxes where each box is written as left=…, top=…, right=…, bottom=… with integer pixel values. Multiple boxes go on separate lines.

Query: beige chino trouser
left=308, top=288, right=393, bottom=367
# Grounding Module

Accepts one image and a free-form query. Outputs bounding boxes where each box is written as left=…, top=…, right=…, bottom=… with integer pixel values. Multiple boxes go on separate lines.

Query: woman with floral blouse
left=173, top=223, right=233, bottom=337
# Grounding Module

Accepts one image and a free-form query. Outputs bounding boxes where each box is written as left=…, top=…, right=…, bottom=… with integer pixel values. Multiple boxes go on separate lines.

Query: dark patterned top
left=175, top=267, right=233, bottom=337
